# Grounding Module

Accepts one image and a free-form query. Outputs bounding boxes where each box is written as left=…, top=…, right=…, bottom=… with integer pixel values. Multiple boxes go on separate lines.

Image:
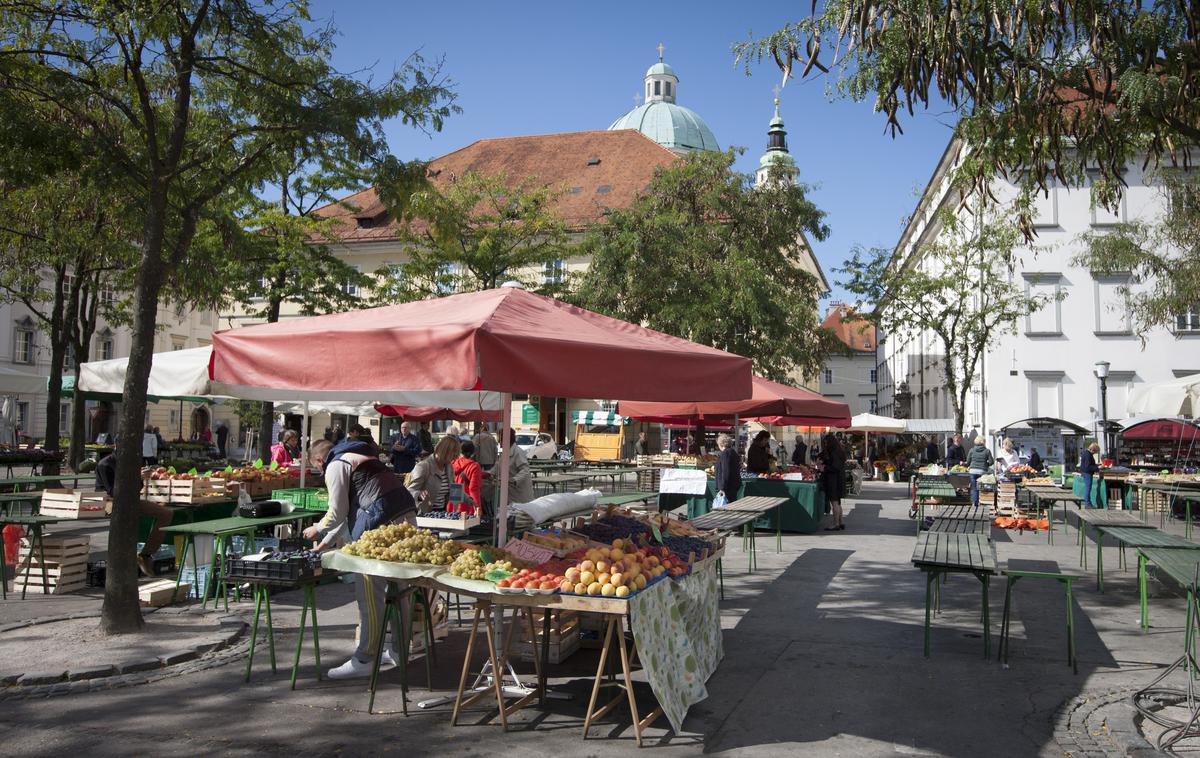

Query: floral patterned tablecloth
left=629, top=561, right=723, bottom=733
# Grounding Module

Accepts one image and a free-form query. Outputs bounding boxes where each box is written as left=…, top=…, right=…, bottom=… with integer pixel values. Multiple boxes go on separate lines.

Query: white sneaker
left=326, top=652, right=397, bottom=680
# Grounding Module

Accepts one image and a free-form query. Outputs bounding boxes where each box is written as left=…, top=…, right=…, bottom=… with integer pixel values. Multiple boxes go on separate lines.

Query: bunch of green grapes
left=484, top=559, right=515, bottom=575
left=344, top=523, right=462, bottom=565
left=450, top=550, right=488, bottom=579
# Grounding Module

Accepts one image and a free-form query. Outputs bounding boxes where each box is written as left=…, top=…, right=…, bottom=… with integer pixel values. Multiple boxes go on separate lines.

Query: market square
left=1, top=2, right=1199, bottom=756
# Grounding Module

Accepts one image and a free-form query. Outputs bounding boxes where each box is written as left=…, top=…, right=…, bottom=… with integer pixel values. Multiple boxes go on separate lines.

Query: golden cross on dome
left=773, top=84, right=781, bottom=106
left=657, top=42, right=665, bottom=61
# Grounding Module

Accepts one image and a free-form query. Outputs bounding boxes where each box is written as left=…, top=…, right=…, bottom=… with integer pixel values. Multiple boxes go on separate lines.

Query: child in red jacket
left=452, top=440, right=484, bottom=515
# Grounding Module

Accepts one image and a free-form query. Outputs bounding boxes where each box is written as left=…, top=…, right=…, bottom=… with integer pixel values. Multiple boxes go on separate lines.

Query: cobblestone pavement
left=0, top=483, right=1193, bottom=756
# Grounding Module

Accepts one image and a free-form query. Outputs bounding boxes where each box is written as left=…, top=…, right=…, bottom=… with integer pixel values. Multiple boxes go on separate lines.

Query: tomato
left=496, top=578, right=511, bottom=588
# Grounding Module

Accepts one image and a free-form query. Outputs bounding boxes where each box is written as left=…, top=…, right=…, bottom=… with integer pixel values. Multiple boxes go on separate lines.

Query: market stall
left=320, top=505, right=725, bottom=743
left=678, top=477, right=826, bottom=533
left=207, top=285, right=753, bottom=735
left=1117, top=417, right=1200, bottom=471
left=572, top=411, right=627, bottom=461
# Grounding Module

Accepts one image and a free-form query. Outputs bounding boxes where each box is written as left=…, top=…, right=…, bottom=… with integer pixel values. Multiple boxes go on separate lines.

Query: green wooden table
left=162, top=510, right=322, bottom=609
left=913, top=483, right=970, bottom=532
left=911, top=531, right=997, bottom=658
left=0, top=513, right=65, bottom=599
left=596, top=491, right=659, bottom=508
left=688, top=496, right=786, bottom=573
left=675, top=479, right=826, bottom=534
left=0, top=473, right=94, bottom=491
left=998, top=569, right=1078, bottom=673
left=1137, top=547, right=1200, bottom=632
left=531, top=472, right=593, bottom=494
left=1093, top=525, right=1200, bottom=593
left=928, top=516, right=990, bottom=535
left=1025, top=487, right=1082, bottom=545
left=1072, top=509, right=1157, bottom=569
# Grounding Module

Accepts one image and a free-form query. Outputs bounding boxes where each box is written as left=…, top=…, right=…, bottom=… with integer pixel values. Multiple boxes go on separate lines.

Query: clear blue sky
left=310, top=1, right=957, bottom=305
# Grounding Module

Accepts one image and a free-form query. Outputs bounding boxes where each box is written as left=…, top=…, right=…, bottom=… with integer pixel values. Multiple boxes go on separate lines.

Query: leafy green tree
left=372, top=171, right=571, bottom=302
left=736, top=0, right=1200, bottom=328
left=838, top=212, right=1051, bottom=434
left=1076, top=170, right=1200, bottom=335
left=0, top=0, right=455, bottom=634
left=0, top=170, right=133, bottom=473
left=576, top=150, right=835, bottom=382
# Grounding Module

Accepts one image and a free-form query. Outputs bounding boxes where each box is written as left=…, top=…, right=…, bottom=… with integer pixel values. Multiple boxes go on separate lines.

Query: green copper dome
left=759, top=150, right=796, bottom=169
left=646, top=61, right=677, bottom=78
left=608, top=102, right=719, bottom=153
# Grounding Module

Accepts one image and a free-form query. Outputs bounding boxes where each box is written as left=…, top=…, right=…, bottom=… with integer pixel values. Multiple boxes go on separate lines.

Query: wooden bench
left=911, top=532, right=997, bottom=658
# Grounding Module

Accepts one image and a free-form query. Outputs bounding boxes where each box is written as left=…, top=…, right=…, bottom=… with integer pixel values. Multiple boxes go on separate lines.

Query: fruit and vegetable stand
left=323, top=547, right=724, bottom=744
left=665, top=478, right=825, bottom=534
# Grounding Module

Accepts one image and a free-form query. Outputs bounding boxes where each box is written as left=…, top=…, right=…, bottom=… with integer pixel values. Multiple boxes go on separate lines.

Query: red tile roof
left=822, top=304, right=876, bottom=352
left=313, top=130, right=680, bottom=242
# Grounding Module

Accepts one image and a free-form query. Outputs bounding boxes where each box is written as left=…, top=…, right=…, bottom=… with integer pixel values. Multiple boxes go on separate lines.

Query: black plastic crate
left=225, top=556, right=320, bottom=584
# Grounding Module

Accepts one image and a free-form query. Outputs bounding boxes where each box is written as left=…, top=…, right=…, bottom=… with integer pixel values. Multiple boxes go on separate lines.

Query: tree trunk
left=257, top=402, right=275, bottom=462
left=42, top=339, right=65, bottom=477
left=68, top=288, right=99, bottom=472
left=101, top=222, right=170, bottom=635
left=255, top=293, right=284, bottom=462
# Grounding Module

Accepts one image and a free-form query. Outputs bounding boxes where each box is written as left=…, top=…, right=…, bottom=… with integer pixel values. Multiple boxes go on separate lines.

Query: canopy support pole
left=496, top=392, right=513, bottom=548
left=300, top=400, right=309, bottom=489
left=733, top=414, right=739, bottom=453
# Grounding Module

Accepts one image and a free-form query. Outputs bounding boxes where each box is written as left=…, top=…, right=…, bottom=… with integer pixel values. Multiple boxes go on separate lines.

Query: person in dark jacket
left=945, top=434, right=966, bottom=468
left=745, top=430, right=773, bottom=474
left=792, top=435, right=808, bottom=466
left=1028, top=448, right=1044, bottom=471
left=347, top=423, right=379, bottom=456
left=1080, top=442, right=1101, bottom=508
left=303, top=438, right=417, bottom=679
left=820, top=434, right=847, bottom=530
left=215, top=422, right=229, bottom=459
left=964, top=436, right=995, bottom=506
left=924, top=436, right=940, bottom=464
left=388, top=421, right=422, bottom=474
left=714, top=433, right=742, bottom=504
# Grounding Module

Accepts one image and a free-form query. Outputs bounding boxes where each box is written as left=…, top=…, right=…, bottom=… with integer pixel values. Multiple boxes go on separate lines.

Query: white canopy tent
left=0, top=365, right=47, bottom=395
left=850, top=413, right=907, bottom=463
left=77, top=347, right=502, bottom=486
left=1127, top=373, right=1200, bottom=418
left=0, top=366, right=44, bottom=446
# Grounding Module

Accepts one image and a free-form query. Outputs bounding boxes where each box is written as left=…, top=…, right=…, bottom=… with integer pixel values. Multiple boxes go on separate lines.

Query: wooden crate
left=38, top=489, right=111, bottom=519
left=516, top=629, right=580, bottom=664
left=15, top=535, right=90, bottom=594
left=170, top=477, right=229, bottom=503
left=139, top=579, right=191, bottom=607
left=143, top=479, right=174, bottom=503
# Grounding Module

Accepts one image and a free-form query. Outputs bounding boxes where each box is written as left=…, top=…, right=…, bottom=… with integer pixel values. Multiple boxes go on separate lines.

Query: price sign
left=650, top=523, right=664, bottom=544
left=253, top=458, right=264, bottom=469
left=479, top=548, right=493, bottom=564
left=503, top=538, right=555, bottom=565
left=269, top=460, right=279, bottom=470
left=188, top=467, right=198, bottom=476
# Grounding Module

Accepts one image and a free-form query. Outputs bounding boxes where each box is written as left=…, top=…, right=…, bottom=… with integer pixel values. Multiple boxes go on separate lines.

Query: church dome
left=608, top=48, right=719, bottom=154
left=608, top=102, right=719, bottom=154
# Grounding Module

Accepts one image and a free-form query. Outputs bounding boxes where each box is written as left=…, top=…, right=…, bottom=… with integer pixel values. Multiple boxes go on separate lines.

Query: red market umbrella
left=619, top=375, right=851, bottom=427
left=375, top=405, right=502, bottom=423
left=210, top=286, right=751, bottom=402
left=209, top=286, right=753, bottom=546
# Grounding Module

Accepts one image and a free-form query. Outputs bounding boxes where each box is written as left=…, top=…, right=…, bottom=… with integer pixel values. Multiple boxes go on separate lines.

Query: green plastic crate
left=271, top=487, right=326, bottom=510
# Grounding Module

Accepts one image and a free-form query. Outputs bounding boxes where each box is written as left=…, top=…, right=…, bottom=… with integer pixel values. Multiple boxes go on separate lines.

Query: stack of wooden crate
left=635, top=454, right=674, bottom=492
left=516, top=608, right=581, bottom=664
left=14, top=535, right=90, bottom=595
left=170, top=477, right=229, bottom=504
left=994, top=481, right=1018, bottom=517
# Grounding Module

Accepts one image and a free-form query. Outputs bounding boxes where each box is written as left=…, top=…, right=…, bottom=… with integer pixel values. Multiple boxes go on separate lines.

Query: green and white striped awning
left=573, top=411, right=628, bottom=426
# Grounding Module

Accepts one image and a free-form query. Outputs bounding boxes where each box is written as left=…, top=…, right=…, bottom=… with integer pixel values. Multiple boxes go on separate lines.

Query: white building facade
left=878, top=137, right=1199, bottom=460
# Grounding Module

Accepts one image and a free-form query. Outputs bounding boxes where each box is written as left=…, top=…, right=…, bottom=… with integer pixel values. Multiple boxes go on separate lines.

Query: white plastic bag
left=712, top=491, right=728, bottom=508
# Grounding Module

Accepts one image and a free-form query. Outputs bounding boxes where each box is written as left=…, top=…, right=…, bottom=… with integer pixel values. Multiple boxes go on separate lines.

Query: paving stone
left=159, top=650, right=198, bottom=666
left=117, top=659, right=162, bottom=674
left=17, top=671, right=67, bottom=686
left=67, top=665, right=116, bottom=681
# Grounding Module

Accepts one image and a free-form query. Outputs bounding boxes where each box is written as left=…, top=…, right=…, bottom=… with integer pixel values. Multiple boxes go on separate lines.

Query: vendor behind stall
left=303, top=438, right=417, bottom=679
left=745, top=430, right=774, bottom=474
left=407, top=436, right=460, bottom=513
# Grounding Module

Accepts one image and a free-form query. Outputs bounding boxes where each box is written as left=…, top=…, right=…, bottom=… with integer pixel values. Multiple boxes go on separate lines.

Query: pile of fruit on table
left=337, top=506, right=721, bottom=601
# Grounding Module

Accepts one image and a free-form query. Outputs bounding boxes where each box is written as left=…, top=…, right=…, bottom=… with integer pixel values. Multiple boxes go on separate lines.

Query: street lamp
left=1094, top=361, right=1111, bottom=456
